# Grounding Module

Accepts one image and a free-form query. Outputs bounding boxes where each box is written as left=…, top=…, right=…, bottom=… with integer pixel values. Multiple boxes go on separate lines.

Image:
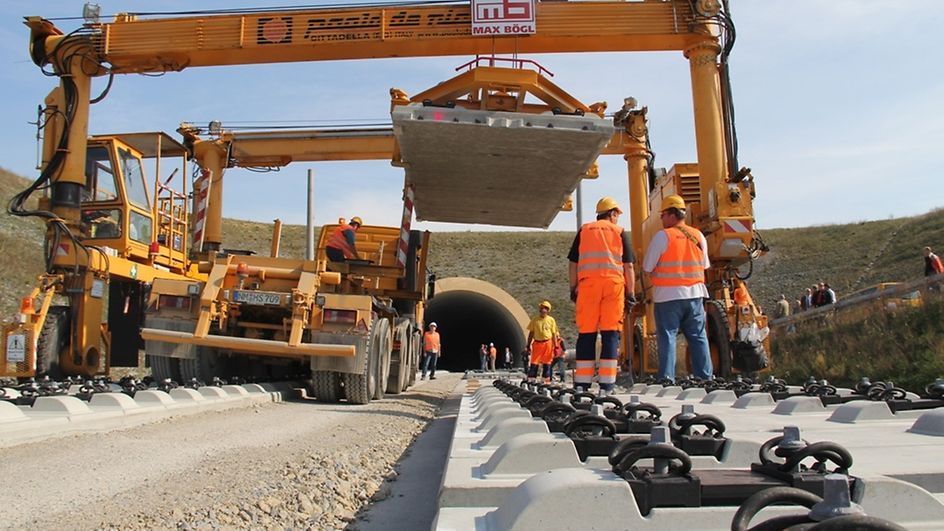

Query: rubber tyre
left=178, top=348, right=226, bottom=383
left=372, top=318, right=392, bottom=401
left=344, top=318, right=386, bottom=404
left=149, top=354, right=181, bottom=383
left=407, top=331, right=420, bottom=387
left=706, top=300, right=732, bottom=378
left=310, top=371, right=340, bottom=402
left=35, top=306, right=70, bottom=379
left=387, top=321, right=411, bottom=394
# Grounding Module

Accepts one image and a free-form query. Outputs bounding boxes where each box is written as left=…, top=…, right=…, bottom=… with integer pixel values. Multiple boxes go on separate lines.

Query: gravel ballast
left=0, top=374, right=461, bottom=530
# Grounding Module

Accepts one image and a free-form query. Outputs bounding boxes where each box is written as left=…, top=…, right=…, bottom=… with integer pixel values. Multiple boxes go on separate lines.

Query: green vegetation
left=1, top=167, right=941, bottom=388
left=772, top=295, right=944, bottom=391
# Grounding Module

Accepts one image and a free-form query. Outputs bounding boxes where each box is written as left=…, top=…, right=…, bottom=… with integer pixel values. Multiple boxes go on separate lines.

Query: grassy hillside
left=0, top=168, right=45, bottom=319
left=746, top=210, right=944, bottom=312
left=772, top=294, right=944, bottom=390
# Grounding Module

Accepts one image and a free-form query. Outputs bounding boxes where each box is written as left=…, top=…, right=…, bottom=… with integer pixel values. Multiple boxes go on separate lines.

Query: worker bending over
left=568, top=198, right=636, bottom=395
left=642, top=195, right=712, bottom=383
left=325, top=216, right=363, bottom=262
left=526, top=300, right=560, bottom=384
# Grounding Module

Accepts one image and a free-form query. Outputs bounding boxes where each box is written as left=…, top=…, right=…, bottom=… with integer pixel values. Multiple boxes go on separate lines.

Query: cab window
left=118, top=147, right=150, bottom=208
left=84, top=146, right=118, bottom=202
left=83, top=208, right=122, bottom=239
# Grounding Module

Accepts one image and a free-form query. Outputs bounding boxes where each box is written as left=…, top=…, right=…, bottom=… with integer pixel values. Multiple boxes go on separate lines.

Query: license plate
left=232, top=290, right=282, bottom=306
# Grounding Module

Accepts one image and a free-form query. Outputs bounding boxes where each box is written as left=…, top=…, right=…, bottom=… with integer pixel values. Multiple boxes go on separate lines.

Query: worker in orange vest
left=421, top=322, right=441, bottom=380
left=568, top=198, right=636, bottom=394
left=325, top=216, right=363, bottom=262
left=526, top=300, right=560, bottom=384
left=487, top=343, right=497, bottom=371
left=642, top=195, right=712, bottom=383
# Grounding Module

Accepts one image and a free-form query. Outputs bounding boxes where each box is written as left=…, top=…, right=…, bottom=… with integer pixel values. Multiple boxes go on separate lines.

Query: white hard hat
left=489, top=342, right=494, bottom=346
left=429, top=322, right=437, bottom=327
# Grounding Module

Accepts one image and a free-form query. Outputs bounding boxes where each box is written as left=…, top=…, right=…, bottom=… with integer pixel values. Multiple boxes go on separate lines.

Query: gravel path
left=0, top=373, right=462, bottom=530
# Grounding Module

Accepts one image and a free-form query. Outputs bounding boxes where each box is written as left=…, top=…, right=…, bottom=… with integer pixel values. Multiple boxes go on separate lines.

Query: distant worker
left=551, top=336, right=567, bottom=383
left=800, top=288, right=813, bottom=311
left=325, top=216, right=363, bottom=262
left=812, top=282, right=826, bottom=307
left=775, top=294, right=791, bottom=319
left=488, top=343, right=497, bottom=371
left=503, top=347, right=512, bottom=369
left=568, top=197, right=636, bottom=394
left=822, top=282, right=837, bottom=305
left=642, top=195, right=712, bottom=383
left=478, top=344, right=488, bottom=372
left=924, top=246, right=944, bottom=276
left=421, top=322, right=441, bottom=380
left=526, top=300, right=560, bottom=384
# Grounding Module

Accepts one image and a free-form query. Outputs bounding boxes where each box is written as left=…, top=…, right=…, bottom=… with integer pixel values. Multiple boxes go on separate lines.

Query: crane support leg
left=685, top=40, right=726, bottom=218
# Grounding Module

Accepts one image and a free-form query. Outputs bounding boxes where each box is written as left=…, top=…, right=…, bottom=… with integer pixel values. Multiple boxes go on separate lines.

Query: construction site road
left=0, top=373, right=462, bottom=531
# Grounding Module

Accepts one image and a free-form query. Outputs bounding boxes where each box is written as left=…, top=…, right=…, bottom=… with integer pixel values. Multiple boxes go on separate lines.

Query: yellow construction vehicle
left=4, top=0, right=767, bottom=386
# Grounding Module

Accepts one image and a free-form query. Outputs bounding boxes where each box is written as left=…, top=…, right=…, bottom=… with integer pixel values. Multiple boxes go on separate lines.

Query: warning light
left=19, top=297, right=34, bottom=315
left=433, top=111, right=444, bottom=121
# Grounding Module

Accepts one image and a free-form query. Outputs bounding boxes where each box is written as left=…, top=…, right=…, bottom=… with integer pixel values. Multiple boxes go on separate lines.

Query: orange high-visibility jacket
left=326, top=224, right=357, bottom=259
left=650, top=225, right=706, bottom=287
left=576, top=220, right=624, bottom=281
left=424, top=331, right=441, bottom=352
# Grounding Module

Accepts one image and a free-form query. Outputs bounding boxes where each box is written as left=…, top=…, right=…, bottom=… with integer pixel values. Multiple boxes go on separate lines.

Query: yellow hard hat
left=660, top=195, right=686, bottom=212
left=539, top=300, right=552, bottom=311
left=350, top=216, right=363, bottom=226
left=595, top=197, right=622, bottom=214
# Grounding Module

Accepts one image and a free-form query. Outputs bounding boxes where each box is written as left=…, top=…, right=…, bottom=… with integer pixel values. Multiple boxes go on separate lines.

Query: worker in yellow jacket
left=526, top=300, right=559, bottom=384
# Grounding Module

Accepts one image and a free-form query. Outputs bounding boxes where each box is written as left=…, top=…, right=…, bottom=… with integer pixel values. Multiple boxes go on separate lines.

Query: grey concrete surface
left=354, top=378, right=465, bottom=531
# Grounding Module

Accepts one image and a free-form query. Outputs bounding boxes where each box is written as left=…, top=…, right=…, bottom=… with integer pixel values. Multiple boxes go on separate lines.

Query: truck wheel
left=310, top=371, right=340, bottom=402
left=179, top=349, right=225, bottom=384
left=149, top=355, right=181, bottom=383
left=344, top=318, right=387, bottom=404
left=706, top=300, right=732, bottom=378
left=407, top=331, right=420, bottom=387
left=387, top=321, right=410, bottom=394
left=36, top=306, right=69, bottom=379
left=372, top=318, right=392, bottom=401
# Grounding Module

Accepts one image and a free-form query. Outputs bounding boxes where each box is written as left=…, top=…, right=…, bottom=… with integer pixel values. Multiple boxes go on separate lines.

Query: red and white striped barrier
left=396, top=183, right=415, bottom=269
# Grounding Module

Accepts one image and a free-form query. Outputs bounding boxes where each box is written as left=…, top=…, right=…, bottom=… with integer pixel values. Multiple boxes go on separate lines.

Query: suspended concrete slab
left=392, top=104, right=614, bottom=228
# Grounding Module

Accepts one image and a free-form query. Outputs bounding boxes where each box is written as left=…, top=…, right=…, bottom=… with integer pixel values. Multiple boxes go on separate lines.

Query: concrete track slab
left=392, top=105, right=613, bottom=228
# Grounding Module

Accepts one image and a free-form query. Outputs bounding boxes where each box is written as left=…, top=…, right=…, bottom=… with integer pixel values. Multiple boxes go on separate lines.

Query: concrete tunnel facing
left=423, top=277, right=529, bottom=372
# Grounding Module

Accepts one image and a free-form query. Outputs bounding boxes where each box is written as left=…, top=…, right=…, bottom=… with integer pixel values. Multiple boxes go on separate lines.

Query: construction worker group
left=534, top=195, right=713, bottom=392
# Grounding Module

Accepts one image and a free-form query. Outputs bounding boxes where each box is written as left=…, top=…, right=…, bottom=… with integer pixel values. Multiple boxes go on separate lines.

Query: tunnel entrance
left=424, top=278, right=528, bottom=372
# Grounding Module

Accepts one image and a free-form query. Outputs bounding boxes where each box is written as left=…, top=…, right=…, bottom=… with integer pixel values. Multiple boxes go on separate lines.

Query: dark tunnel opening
left=424, top=290, right=526, bottom=372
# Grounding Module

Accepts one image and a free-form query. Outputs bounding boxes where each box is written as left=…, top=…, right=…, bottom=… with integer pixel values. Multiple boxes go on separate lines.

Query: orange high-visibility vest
left=424, top=331, right=441, bottom=352
left=326, top=224, right=357, bottom=259
left=576, top=220, right=624, bottom=281
left=650, top=225, right=705, bottom=287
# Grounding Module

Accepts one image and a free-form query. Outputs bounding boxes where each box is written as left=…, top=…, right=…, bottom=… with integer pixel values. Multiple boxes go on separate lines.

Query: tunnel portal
left=423, top=278, right=529, bottom=373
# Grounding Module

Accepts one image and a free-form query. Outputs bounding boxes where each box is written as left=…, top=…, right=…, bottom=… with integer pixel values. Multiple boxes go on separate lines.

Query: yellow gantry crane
left=3, top=0, right=767, bottom=384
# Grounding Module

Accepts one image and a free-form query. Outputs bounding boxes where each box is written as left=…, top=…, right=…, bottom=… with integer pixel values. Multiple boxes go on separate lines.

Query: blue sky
left=1, top=1, right=941, bottom=233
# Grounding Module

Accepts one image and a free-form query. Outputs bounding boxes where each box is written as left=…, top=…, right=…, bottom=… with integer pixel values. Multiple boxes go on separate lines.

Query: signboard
left=472, top=0, right=536, bottom=36
left=6, top=334, right=26, bottom=363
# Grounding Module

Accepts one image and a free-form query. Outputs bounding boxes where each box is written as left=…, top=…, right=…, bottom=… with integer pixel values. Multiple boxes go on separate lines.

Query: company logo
left=257, top=17, right=293, bottom=44
left=472, top=0, right=536, bottom=35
